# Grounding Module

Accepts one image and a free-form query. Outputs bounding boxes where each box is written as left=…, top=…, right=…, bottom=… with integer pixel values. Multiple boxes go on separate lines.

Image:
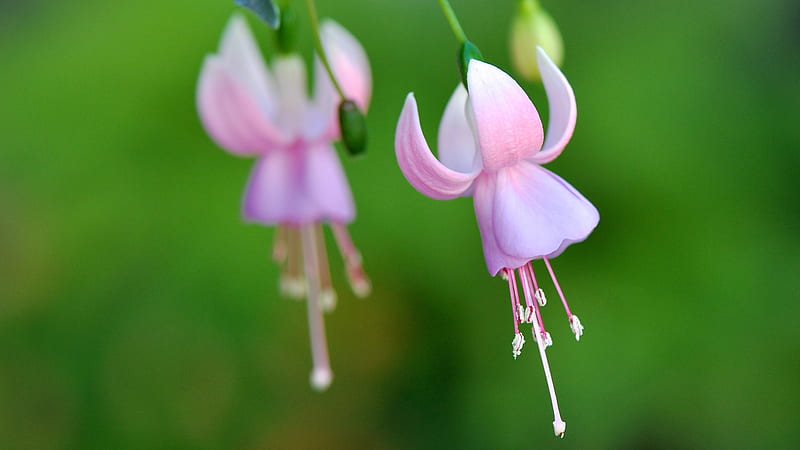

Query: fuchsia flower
left=395, top=48, right=598, bottom=437
left=197, top=15, right=371, bottom=391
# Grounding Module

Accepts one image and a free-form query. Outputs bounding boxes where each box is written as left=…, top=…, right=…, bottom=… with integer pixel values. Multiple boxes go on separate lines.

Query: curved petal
left=437, top=84, right=480, bottom=175
left=473, top=174, right=529, bottom=276
left=395, top=93, right=480, bottom=200
left=466, top=60, right=543, bottom=172
left=526, top=47, right=577, bottom=165
left=492, top=162, right=598, bottom=260
left=305, top=143, right=355, bottom=224
left=218, top=14, right=278, bottom=118
left=197, top=56, right=289, bottom=155
left=305, top=20, right=371, bottom=142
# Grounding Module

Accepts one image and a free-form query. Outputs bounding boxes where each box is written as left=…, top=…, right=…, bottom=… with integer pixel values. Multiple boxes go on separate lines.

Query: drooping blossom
left=196, top=14, right=371, bottom=391
left=395, top=47, right=598, bottom=437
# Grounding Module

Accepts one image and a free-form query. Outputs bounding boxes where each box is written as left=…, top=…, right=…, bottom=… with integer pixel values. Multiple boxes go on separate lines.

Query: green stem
left=437, top=0, right=467, bottom=43
left=305, top=0, right=346, bottom=99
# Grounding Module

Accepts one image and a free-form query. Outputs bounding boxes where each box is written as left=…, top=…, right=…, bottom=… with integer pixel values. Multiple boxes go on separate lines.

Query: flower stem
left=437, top=0, right=468, bottom=44
left=305, top=0, right=346, bottom=99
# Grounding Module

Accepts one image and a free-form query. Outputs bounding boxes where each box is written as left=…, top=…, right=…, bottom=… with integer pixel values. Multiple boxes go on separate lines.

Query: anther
left=280, top=274, right=306, bottom=299
left=512, top=332, right=525, bottom=359
left=319, top=289, right=338, bottom=312
left=539, top=331, right=553, bottom=348
left=524, top=306, right=534, bottom=323
left=535, top=288, right=547, bottom=306
left=569, top=315, right=584, bottom=341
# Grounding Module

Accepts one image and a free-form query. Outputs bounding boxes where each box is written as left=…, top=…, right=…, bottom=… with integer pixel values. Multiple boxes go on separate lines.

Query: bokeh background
left=1, top=0, right=799, bottom=448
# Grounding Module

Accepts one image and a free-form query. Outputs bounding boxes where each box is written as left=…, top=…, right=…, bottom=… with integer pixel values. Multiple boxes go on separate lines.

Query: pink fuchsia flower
left=395, top=48, right=598, bottom=437
left=196, top=14, right=371, bottom=391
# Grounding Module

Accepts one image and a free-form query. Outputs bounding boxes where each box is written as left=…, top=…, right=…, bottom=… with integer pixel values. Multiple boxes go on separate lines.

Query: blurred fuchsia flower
left=395, top=47, right=598, bottom=437
left=197, top=14, right=371, bottom=391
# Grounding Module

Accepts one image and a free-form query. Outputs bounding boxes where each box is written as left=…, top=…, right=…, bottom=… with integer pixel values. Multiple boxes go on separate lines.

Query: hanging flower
left=394, top=47, right=598, bottom=437
left=196, top=14, right=371, bottom=391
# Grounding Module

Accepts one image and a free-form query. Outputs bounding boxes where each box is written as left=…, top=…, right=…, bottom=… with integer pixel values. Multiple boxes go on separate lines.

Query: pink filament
left=543, top=257, right=572, bottom=317
left=520, top=263, right=547, bottom=338
left=505, top=269, right=521, bottom=334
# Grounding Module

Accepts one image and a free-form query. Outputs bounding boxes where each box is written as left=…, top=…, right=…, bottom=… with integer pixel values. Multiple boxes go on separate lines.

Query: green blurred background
left=1, top=0, right=799, bottom=448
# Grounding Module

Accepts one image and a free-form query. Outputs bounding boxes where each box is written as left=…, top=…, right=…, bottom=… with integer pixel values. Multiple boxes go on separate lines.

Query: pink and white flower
left=395, top=48, right=598, bottom=437
left=196, top=14, right=371, bottom=391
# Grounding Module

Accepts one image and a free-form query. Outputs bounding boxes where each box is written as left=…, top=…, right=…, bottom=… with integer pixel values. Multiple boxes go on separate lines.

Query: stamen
left=519, top=264, right=550, bottom=345
left=535, top=288, right=547, bottom=307
left=569, top=315, right=584, bottom=341
left=530, top=318, right=566, bottom=438
left=527, top=263, right=547, bottom=306
left=543, top=257, right=583, bottom=340
left=512, top=332, right=525, bottom=359
left=272, top=225, right=288, bottom=263
left=314, top=225, right=337, bottom=312
left=280, top=227, right=306, bottom=299
left=331, top=223, right=371, bottom=298
left=300, top=224, right=333, bottom=391
left=505, top=268, right=524, bottom=358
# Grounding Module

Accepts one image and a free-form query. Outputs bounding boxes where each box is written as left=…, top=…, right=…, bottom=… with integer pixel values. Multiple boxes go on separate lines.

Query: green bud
left=458, top=40, right=484, bottom=87
left=509, top=0, right=563, bottom=81
left=274, top=5, right=296, bottom=54
left=338, top=100, right=367, bottom=156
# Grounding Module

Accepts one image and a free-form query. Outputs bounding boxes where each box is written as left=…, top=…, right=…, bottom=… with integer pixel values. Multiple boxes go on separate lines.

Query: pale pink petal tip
left=320, top=19, right=372, bottom=111
left=395, top=93, right=479, bottom=200
left=466, top=59, right=543, bottom=171
left=310, top=367, right=333, bottom=391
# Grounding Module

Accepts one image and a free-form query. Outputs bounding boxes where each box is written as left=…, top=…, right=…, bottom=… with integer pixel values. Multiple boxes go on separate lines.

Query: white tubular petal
left=437, top=84, right=480, bottom=176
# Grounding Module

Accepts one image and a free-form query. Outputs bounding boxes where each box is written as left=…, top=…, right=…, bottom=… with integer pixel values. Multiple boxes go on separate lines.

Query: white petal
left=437, top=84, right=480, bottom=176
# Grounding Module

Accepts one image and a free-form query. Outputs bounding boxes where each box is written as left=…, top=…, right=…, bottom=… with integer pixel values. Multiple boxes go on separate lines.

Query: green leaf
left=234, top=0, right=280, bottom=29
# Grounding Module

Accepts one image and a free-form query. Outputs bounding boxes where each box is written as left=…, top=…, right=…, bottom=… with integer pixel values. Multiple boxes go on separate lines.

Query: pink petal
left=305, top=143, right=355, bottom=224
left=526, top=47, right=577, bottom=165
left=197, top=56, right=289, bottom=155
left=466, top=60, right=543, bottom=172
left=492, top=161, right=598, bottom=260
left=306, top=20, right=371, bottom=141
left=473, top=174, right=529, bottom=276
left=321, top=19, right=371, bottom=112
left=218, top=14, right=278, bottom=118
left=242, top=150, right=305, bottom=224
left=395, top=93, right=480, bottom=200
left=242, top=145, right=354, bottom=225
left=437, top=84, right=480, bottom=176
